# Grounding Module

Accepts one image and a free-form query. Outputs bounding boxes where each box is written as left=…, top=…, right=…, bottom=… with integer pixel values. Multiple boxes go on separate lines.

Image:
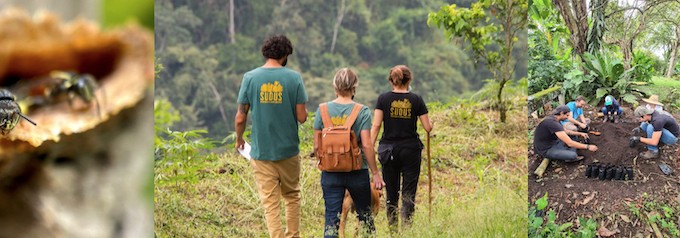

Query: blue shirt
left=561, top=101, right=582, bottom=125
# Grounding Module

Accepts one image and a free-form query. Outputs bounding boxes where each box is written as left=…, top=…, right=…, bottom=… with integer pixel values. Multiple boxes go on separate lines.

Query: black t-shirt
left=533, top=116, right=565, bottom=156
left=375, top=92, right=428, bottom=148
left=650, top=111, right=680, bottom=136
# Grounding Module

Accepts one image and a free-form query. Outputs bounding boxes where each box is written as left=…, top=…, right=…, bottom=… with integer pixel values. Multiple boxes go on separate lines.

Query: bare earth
left=529, top=105, right=680, bottom=236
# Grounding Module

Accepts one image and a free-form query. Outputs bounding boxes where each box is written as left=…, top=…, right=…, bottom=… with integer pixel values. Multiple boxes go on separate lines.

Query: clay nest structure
left=0, top=9, right=153, bottom=238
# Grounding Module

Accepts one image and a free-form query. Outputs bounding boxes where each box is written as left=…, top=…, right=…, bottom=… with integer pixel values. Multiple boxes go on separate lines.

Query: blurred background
left=0, top=0, right=154, bottom=237
left=0, top=0, right=153, bottom=29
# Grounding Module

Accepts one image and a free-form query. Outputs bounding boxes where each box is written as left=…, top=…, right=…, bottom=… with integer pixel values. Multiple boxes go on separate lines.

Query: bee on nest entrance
left=12, top=71, right=107, bottom=118
left=0, top=88, right=37, bottom=135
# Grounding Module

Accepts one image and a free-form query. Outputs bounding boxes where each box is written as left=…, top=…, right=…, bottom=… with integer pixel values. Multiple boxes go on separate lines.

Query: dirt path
left=529, top=108, right=680, bottom=236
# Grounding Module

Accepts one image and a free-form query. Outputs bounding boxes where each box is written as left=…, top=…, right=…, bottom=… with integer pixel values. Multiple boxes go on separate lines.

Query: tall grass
left=154, top=96, right=528, bottom=237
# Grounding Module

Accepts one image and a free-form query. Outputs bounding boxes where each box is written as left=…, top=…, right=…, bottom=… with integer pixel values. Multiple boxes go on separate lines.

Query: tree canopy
left=155, top=0, right=528, bottom=138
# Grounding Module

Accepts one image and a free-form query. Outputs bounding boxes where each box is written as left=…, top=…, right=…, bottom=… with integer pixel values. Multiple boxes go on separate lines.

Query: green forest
left=154, top=0, right=528, bottom=139
left=529, top=0, right=680, bottom=111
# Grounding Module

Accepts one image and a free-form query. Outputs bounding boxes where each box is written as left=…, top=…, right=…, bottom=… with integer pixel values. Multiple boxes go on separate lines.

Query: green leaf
left=547, top=210, right=556, bottom=221
left=536, top=193, right=548, bottom=211
left=596, top=88, right=610, bottom=99
left=557, top=222, right=573, bottom=231
left=622, top=94, right=638, bottom=104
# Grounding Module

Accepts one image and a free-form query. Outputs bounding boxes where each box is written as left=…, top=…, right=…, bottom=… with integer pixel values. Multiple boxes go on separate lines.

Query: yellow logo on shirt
left=390, top=99, right=412, bottom=119
left=260, top=81, right=283, bottom=104
left=331, top=115, right=348, bottom=126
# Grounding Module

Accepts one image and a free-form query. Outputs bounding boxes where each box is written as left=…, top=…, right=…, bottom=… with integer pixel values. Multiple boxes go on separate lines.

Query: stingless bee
left=13, top=71, right=105, bottom=117
left=0, top=88, right=37, bottom=134
left=48, top=71, right=104, bottom=116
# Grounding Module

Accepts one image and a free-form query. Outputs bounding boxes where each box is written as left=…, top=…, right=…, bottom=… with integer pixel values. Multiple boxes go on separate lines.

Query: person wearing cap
left=630, top=106, right=680, bottom=159
left=534, top=105, right=598, bottom=161
left=561, top=96, right=590, bottom=132
left=601, top=95, right=622, bottom=123
left=634, top=94, right=673, bottom=134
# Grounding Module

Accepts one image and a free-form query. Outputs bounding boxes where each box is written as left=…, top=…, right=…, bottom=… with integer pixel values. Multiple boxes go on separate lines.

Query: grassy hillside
left=154, top=96, right=528, bottom=237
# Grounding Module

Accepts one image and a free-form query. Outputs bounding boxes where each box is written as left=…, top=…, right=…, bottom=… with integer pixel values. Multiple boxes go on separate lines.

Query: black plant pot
left=626, top=167, right=634, bottom=180
left=598, top=165, right=607, bottom=180
left=614, top=166, right=623, bottom=180
left=586, top=164, right=594, bottom=178
left=606, top=167, right=616, bottom=180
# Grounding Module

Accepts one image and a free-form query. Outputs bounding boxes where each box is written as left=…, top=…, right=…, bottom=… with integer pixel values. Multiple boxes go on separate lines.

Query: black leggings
left=381, top=146, right=421, bottom=229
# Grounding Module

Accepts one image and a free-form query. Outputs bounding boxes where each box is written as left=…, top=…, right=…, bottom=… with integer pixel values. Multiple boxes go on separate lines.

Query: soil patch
left=529, top=105, right=680, bottom=236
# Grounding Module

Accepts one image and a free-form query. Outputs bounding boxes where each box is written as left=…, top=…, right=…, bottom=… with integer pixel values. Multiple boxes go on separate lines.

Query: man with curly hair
left=235, top=34, right=308, bottom=238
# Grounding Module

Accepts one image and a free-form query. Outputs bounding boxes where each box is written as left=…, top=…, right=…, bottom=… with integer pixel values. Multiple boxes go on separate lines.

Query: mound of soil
left=529, top=109, right=680, bottom=236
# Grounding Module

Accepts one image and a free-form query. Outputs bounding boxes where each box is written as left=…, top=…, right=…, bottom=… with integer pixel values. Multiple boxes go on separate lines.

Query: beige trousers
left=250, top=155, right=301, bottom=238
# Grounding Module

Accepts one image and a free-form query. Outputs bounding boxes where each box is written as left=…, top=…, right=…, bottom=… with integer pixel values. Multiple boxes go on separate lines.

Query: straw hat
left=642, top=95, right=663, bottom=106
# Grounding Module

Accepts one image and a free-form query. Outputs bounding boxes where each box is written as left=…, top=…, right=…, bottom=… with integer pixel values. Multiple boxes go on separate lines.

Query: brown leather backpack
left=315, top=103, right=363, bottom=172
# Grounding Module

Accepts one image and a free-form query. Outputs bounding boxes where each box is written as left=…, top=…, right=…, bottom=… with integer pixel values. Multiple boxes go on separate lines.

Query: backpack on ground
left=315, top=103, right=363, bottom=172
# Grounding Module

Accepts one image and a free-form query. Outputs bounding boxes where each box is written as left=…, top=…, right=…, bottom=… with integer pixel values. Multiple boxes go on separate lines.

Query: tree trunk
left=229, top=0, right=235, bottom=44
left=621, top=40, right=634, bottom=70
left=330, top=0, right=346, bottom=54
left=553, top=0, right=589, bottom=56
left=498, top=79, right=508, bottom=123
left=497, top=0, right=516, bottom=123
left=206, top=80, right=229, bottom=129
left=666, top=27, right=680, bottom=77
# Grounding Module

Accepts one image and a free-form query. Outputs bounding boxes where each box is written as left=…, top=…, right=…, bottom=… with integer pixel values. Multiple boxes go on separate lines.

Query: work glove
left=629, top=136, right=640, bottom=148
left=631, top=127, right=641, bottom=134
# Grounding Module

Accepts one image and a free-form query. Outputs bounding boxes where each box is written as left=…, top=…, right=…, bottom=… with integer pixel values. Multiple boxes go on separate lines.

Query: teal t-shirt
left=313, top=102, right=371, bottom=170
left=237, top=67, right=308, bottom=161
left=561, top=101, right=582, bottom=125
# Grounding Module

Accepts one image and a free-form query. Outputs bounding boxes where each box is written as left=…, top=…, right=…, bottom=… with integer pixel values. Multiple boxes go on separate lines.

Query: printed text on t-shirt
left=260, top=81, right=283, bottom=104
left=390, top=99, right=412, bottom=119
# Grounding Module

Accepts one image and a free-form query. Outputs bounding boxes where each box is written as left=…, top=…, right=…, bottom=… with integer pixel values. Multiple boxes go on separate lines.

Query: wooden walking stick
left=427, top=131, right=432, bottom=221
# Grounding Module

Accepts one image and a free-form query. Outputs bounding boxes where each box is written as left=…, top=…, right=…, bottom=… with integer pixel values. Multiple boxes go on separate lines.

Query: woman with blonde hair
left=371, top=65, right=432, bottom=231
left=313, top=68, right=385, bottom=237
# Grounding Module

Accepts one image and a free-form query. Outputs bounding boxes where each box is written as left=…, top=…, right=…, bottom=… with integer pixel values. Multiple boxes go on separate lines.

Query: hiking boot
left=639, top=150, right=659, bottom=159
left=613, top=115, right=619, bottom=124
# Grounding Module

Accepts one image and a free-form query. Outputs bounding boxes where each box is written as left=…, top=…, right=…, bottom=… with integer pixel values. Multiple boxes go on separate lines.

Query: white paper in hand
left=238, top=142, right=252, bottom=160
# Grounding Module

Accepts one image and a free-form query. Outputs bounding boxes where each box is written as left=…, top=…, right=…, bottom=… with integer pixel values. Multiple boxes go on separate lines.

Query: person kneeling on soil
left=534, top=105, right=599, bottom=162
left=601, top=95, right=622, bottom=123
left=561, top=96, right=590, bottom=133
left=630, top=106, right=680, bottom=159
left=634, top=95, right=673, bottom=135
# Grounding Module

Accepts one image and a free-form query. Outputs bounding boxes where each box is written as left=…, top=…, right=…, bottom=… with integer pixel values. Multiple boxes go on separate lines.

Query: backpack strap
left=319, top=103, right=333, bottom=128
left=343, top=103, right=364, bottom=128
